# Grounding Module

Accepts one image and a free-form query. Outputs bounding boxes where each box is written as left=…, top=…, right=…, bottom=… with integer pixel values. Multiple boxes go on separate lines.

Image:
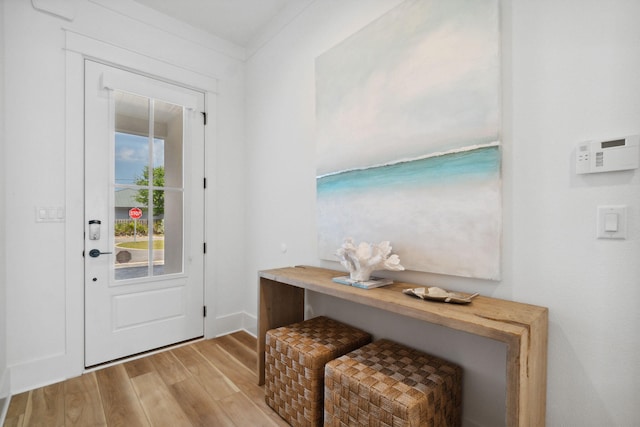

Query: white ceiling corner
left=130, top=0, right=308, bottom=48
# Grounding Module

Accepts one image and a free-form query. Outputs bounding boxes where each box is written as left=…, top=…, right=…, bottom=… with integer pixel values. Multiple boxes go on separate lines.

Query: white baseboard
left=8, top=353, right=74, bottom=395
left=0, top=368, right=11, bottom=425
left=0, top=397, right=8, bottom=426
left=243, top=312, right=257, bottom=337
left=214, top=311, right=257, bottom=337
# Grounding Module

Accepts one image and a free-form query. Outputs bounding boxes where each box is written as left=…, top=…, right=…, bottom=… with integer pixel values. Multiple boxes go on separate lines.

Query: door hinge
left=203, top=177, right=207, bottom=189
left=203, top=242, right=207, bottom=254
left=201, top=111, right=207, bottom=125
left=203, top=306, right=207, bottom=317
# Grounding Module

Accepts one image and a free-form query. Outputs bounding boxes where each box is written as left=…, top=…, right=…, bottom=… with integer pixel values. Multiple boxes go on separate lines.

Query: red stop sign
left=129, top=207, right=143, bottom=219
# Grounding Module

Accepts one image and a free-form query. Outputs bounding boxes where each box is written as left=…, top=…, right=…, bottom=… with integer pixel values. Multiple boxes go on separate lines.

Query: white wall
left=3, top=0, right=639, bottom=424
left=511, top=1, right=640, bottom=425
left=244, top=1, right=640, bottom=426
left=0, top=0, right=10, bottom=421
left=3, top=0, right=247, bottom=392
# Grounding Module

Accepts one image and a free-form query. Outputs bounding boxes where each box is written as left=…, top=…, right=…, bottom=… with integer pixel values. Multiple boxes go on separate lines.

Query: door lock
left=88, top=220, right=101, bottom=240
left=89, top=249, right=112, bottom=258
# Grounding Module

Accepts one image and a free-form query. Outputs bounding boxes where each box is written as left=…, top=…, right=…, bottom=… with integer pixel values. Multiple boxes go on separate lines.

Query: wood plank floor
left=3, top=332, right=289, bottom=427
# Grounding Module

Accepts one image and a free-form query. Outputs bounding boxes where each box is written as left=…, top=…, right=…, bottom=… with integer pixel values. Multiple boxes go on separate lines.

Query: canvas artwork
left=315, top=0, right=501, bottom=280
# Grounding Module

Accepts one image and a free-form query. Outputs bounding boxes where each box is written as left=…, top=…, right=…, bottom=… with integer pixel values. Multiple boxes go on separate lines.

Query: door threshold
left=84, top=335, right=204, bottom=372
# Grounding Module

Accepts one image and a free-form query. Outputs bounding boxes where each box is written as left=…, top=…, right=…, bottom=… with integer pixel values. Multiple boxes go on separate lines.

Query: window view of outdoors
left=113, top=92, right=184, bottom=280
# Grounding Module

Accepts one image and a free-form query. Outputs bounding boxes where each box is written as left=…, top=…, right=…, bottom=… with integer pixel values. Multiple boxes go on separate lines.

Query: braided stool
left=324, top=339, right=463, bottom=427
left=265, top=316, right=372, bottom=427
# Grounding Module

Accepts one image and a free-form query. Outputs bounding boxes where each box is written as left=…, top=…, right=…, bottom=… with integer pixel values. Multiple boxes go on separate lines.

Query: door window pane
left=157, top=190, right=183, bottom=276
left=113, top=92, right=185, bottom=281
left=115, top=91, right=149, bottom=185
left=154, top=99, right=183, bottom=188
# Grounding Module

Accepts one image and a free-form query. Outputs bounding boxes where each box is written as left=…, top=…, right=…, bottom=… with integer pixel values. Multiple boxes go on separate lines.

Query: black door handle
left=89, top=249, right=112, bottom=258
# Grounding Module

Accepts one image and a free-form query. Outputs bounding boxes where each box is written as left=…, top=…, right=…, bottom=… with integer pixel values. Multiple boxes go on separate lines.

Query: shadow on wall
left=547, top=325, right=615, bottom=426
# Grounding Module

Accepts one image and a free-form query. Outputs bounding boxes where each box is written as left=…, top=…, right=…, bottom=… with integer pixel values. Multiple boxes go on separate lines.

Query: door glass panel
left=158, top=190, right=183, bottom=275
left=154, top=99, right=183, bottom=188
left=113, top=91, right=185, bottom=281
left=115, top=91, right=149, bottom=184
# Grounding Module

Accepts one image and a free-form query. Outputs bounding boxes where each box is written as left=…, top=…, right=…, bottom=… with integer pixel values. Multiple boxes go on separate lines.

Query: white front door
left=84, top=60, right=206, bottom=367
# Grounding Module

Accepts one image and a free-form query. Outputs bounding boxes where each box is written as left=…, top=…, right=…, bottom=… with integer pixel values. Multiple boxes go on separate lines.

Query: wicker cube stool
left=324, top=339, right=462, bottom=427
left=265, top=316, right=372, bottom=427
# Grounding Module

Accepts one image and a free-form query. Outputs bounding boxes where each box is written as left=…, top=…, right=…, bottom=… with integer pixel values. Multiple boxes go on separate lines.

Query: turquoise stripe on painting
left=317, top=145, right=500, bottom=195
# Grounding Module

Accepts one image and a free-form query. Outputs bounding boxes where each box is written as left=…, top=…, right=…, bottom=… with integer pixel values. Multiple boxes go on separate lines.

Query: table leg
left=257, top=278, right=305, bottom=385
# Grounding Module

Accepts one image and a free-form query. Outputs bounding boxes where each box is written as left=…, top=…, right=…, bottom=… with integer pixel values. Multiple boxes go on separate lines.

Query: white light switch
left=597, top=205, right=626, bottom=239
left=604, top=213, right=618, bottom=232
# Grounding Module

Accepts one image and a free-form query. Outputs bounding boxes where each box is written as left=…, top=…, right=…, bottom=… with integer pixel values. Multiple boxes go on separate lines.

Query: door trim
left=63, top=30, right=218, bottom=383
left=65, top=29, right=219, bottom=92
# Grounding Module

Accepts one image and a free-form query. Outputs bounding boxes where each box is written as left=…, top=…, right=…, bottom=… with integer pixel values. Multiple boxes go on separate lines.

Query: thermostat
left=576, top=135, right=639, bottom=174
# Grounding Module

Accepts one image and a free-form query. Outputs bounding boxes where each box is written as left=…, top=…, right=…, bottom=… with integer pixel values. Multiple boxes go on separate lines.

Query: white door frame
left=84, top=60, right=206, bottom=366
left=64, top=29, right=218, bottom=378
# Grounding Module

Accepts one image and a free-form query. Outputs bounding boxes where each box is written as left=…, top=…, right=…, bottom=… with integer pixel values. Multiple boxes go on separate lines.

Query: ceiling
left=131, top=0, right=301, bottom=47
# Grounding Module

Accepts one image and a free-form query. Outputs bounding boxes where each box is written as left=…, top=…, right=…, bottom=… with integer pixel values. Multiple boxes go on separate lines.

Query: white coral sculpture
left=336, top=238, right=405, bottom=281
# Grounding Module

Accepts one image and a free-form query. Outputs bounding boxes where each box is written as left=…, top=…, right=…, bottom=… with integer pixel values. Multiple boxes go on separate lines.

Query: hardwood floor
left=3, top=332, right=289, bottom=427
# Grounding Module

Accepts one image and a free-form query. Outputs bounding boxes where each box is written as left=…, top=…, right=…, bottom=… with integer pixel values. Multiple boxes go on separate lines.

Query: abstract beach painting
left=315, top=0, right=501, bottom=280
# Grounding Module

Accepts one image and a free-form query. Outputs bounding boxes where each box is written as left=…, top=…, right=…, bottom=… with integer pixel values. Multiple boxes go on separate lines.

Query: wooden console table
left=257, top=266, right=548, bottom=427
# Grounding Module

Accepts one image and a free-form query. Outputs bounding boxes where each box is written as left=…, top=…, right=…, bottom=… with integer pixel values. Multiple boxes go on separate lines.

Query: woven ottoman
left=265, top=316, right=372, bottom=427
left=324, top=339, right=462, bottom=427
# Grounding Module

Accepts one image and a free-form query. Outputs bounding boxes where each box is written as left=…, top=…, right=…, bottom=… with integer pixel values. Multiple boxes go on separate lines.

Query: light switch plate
left=597, top=205, right=627, bottom=239
left=35, top=206, right=65, bottom=223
